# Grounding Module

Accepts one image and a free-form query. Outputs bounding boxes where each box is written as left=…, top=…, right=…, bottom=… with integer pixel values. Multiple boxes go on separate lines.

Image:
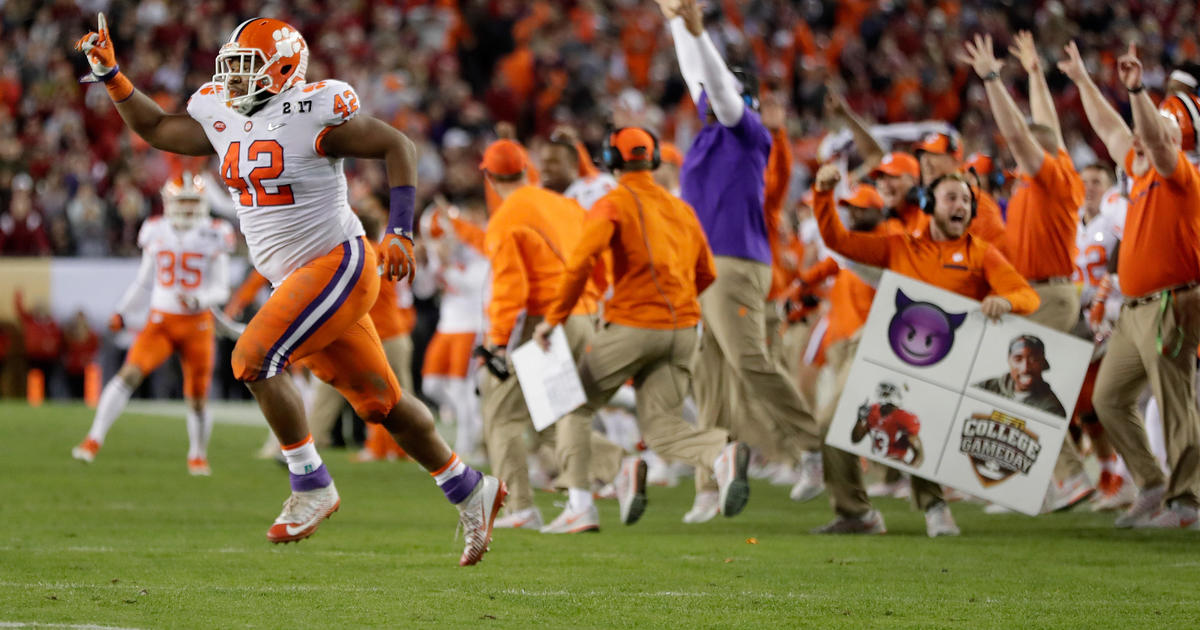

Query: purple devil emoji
left=887, top=289, right=967, bottom=367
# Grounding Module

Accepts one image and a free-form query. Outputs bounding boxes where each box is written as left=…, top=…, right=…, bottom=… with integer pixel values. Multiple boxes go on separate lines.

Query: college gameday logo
left=959, top=411, right=1042, bottom=487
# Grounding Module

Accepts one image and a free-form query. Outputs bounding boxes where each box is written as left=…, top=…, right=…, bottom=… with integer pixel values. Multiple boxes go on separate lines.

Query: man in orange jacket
left=478, top=139, right=621, bottom=531
left=811, top=164, right=1039, bottom=536
left=533, top=128, right=749, bottom=532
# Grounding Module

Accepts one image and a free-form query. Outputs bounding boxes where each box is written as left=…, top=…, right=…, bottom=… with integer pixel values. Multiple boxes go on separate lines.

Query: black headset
left=920, top=173, right=978, bottom=218
left=730, top=66, right=760, bottom=111
left=602, top=127, right=662, bottom=172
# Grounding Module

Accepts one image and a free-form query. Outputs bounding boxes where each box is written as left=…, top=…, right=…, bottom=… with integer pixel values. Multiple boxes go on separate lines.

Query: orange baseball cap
left=838, top=184, right=884, bottom=210
left=480, top=139, right=526, bottom=177
left=660, top=142, right=683, bottom=166
left=915, top=132, right=963, bottom=160
left=612, top=127, right=656, bottom=162
left=962, top=152, right=993, bottom=175
left=871, top=152, right=919, bottom=179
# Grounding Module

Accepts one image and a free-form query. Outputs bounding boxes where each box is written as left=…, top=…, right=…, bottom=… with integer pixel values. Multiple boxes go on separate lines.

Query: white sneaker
left=266, top=482, right=341, bottom=544
left=925, top=502, right=960, bottom=537
left=789, top=451, right=824, bottom=502
left=713, top=442, right=750, bottom=517
left=682, top=491, right=720, bottom=524
left=812, top=509, right=887, bottom=534
left=493, top=507, right=543, bottom=530
left=1114, top=484, right=1165, bottom=528
left=1091, top=478, right=1137, bottom=512
left=615, top=456, right=648, bottom=525
left=457, top=475, right=507, bottom=566
left=539, top=503, right=600, bottom=534
left=983, top=503, right=1015, bottom=515
left=1134, top=501, right=1200, bottom=530
left=1042, top=473, right=1095, bottom=513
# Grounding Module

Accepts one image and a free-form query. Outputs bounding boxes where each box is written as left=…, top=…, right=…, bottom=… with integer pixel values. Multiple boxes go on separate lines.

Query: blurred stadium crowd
left=2, top=0, right=1197, bottom=256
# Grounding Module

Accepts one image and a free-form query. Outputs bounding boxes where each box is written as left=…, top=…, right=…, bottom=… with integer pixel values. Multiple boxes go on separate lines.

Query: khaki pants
left=780, top=318, right=817, bottom=410
left=819, top=335, right=943, bottom=516
left=1028, top=280, right=1088, bottom=481
left=693, top=257, right=821, bottom=491
left=558, top=324, right=727, bottom=489
left=309, top=335, right=413, bottom=447
left=479, top=314, right=622, bottom=512
left=764, top=301, right=785, bottom=368
left=1093, top=286, right=1200, bottom=507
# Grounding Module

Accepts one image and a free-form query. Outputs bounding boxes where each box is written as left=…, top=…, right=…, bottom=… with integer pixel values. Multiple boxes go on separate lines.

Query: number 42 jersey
left=187, top=79, right=366, bottom=286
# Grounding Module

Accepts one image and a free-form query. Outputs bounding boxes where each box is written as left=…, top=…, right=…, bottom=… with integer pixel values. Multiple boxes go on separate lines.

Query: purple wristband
left=388, top=185, right=415, bottom=239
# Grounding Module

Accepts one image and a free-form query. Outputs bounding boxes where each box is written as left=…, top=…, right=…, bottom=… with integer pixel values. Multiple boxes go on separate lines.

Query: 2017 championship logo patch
left=959, top=411, right=1042, bottom=487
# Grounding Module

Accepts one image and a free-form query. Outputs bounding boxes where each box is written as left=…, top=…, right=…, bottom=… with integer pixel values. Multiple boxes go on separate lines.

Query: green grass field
left=2, top=402, right=1198, bottom=629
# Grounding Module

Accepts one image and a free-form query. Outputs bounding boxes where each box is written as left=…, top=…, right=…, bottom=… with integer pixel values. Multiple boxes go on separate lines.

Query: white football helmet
left=876, top=381, right=905, bottom=408
left=162, top=172, right=209, bottom=233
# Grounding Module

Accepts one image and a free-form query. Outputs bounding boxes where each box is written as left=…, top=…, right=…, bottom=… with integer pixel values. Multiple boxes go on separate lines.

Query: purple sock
left=290, top=464, right=333, bottom=492
left=441, top=466, right=483, bottom=504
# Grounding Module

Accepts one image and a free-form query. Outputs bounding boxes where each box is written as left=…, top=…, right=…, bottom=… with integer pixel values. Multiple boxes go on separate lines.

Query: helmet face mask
left=163, top=173, right=209, bottom=233
left=876, top=381, right=904, bottom=408
left=213, top=19, right=308, bottom=114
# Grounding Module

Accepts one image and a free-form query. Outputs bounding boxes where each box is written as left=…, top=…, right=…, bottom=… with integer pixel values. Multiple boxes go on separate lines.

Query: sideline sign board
left=825, top=271, right=1092, bottom=515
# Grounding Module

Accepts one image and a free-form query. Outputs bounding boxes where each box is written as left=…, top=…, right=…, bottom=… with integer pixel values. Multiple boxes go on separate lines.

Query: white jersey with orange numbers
left=117, top=217, right=235, bottom=317
left=1074, top=186, right=1127, bottom=309
left=563, top=173, right=617, bottom=210
left=186, top=80, right=365, bottom=285
left=436, top=245, right=489, bottom=335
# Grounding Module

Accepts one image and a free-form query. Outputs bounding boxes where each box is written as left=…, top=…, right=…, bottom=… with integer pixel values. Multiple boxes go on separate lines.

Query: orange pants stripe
left=126, top=310, right=215, bottom=400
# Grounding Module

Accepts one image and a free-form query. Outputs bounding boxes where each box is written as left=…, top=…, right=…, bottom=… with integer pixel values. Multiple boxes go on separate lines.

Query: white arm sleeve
left=669, top=17, right=744, bottom=127
left=198, top=253, right=231, bottom=309
left=115, top=250, right=155, bottom=318
left=670, top=18, right=705, bottom=104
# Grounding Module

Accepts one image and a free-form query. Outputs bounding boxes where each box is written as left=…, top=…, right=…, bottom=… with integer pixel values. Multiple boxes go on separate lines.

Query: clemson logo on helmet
left=273, top=28, right=304, bottom=58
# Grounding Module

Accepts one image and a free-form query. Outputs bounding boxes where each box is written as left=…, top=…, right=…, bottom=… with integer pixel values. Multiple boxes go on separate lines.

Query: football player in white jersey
left=1073, top=163, right=1136, bottom=509
left=72, top=174, right=233, bottom=474
left=414, top=209, right=489, bottom=463
left=75, top=14, right=504, bottom=565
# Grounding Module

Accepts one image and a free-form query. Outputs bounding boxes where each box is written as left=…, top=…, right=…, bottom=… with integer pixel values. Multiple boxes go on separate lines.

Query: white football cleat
left=983, top=503, right=1014, bottom=515
left=682, top=491, right=719, bottom=524
left=789, top=451, right=824, bottom=502
left=924, top=502, right=960, bottom=538
left=187, top=457, right=211, bottom=476
left=457, top=475, right=507, bottom=566
left=615, top=456, right=648, bottom=525
left=713, top=442, right=750, bottom=517
left=72, top=438, right=100, bottom=463
left=539, top=503, right=600, bottom=534
left=493, top=507, right=543, bottom=530
left=266, top=482, right=340, bottom=544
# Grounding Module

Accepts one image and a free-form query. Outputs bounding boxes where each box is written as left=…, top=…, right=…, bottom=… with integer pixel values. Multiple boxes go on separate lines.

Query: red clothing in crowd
left=0, top=211, right=51, bottom=256
left=15, top=291, right=62, bottom=362
left=63, top=327, right=99, bottom=375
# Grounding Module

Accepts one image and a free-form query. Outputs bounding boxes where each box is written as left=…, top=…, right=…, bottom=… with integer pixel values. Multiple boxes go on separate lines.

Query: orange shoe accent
left=187, top=457, right=212, bottom=476
left=266, top=499, right=341, bottom=544
left=79, top=438, right=100, bottom=455
left=26, top=369, right=44, bottom=407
